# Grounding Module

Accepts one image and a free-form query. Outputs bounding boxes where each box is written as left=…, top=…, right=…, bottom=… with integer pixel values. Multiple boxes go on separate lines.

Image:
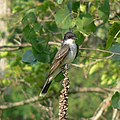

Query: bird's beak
left=74, top=37, right=78, bottom=40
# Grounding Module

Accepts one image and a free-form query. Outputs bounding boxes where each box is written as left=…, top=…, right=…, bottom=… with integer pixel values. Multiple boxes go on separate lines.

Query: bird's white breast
left=63, top=39, right=77, bottom=64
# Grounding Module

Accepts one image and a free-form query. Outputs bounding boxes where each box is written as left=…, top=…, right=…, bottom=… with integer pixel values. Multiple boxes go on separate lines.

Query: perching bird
left=40, top=32, right=78, bottom=96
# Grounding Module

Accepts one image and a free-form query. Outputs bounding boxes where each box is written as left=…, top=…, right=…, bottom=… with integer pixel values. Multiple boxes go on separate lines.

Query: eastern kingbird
left=40, top=32, right=78, bottom=96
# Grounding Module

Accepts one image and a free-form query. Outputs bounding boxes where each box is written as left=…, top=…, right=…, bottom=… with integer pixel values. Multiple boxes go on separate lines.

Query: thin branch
left=0, top=87, right=118, bottom=110
left=18, top=80, right=31, bottom=88
left=38, top=19, right=54, bottom=23
left=0, top=96, right=40, bottom=110
left=91, top=95, right=112, bottom=120
left=48, top=99, right=54, bottom=120
left=72, top=53, right=114, bottom=68
left=0, top=44, right=31, bottom=49
left=0, top=44, right=31, bottom=52
left=70, top=87, right=109, bottom=94
left=91, top=81, right=120, bottom=120
left=50, top=0, right=61, bottom=8
left=1, top=42, right=120, bottom=57
left=80, top=47, right=120, bottom=56
left=112, top=109, right=118, bottom=120
left=37, top=103, right=50, bottom=112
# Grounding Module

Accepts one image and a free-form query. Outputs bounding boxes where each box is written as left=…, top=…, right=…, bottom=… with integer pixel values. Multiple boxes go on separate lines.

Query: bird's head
left=64, top=32, right=76, bottom=41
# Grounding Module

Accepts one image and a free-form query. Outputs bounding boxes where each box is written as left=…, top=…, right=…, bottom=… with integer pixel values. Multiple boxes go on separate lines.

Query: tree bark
left=0, top=0, right=10, bottom=73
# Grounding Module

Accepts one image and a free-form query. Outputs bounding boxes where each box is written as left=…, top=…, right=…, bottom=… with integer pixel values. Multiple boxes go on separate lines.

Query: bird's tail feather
left=40, top=79, right=52, bottom=96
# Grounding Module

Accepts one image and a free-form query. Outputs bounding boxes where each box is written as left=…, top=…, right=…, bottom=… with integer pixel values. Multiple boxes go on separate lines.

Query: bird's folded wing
left=49, top=44, right=70, bottom=75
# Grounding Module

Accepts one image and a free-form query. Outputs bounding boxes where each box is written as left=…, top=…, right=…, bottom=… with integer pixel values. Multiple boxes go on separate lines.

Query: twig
left=0, top=96, right=41, bottom=110
left=0, top=87, right=118, bottom=110
left=70, top=87, right=120, bottom=96
left=72, top=53, right=114, bottom=68
left=1, top=42, right=120, bottom=58
left=91, top=95, right=112, bottom=120
left=70, top=87, right=109, bottom=94
left=0, top=44, right=31, bottom=49
left=0, top=44, right=31, bottom=52
left=112, top=109, right=118, bottom=120
left=48, top=41, right=61, bottom=46
left=48, top=99, right=54, bottom=120
left=18, top=80, right=31, bottom=88
left=91, top=81, right=120, bottom=120
left=37, top=103, right=50, bottom=112
left=59, top=64, right=69, bottom=120
left=80, top=47, right=120, bottom=56
left=50, top=0, right=61, bottom=8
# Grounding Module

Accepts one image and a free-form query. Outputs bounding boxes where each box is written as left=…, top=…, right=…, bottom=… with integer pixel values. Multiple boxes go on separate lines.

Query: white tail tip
left=39, top=92, right=46, bottom=97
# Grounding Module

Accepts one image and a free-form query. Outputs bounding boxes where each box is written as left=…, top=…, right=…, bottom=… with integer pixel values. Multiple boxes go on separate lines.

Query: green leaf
left=55, top=5, right=75, bottom=29
left=2, top=79, right=12, bottom=86
left=72, top=1, right=80, bottom=13
left=76, top=14, right=96, bottom=34
left=0, top=52, right=8, bottom=58
left=33, top=23, right=42, bottom=33
left=110, top=44, right=120, bottom=61
left=22, top=50, right=37, bottom=65
left=98, top=0, right=110, bottom=22
left=109, top=22, right=120, bottom=37
left=75, top=32, right=85, bottom=46
left=23, top=25, right=37, bottom=43
left=116, top=37, right=120, bottom=44
left=106, top=22, right=120, bottom=49
left=111, top=92, right=120, bottom=110
left=32, top=42, right=47, bottom=53
left=57, top=0, right=63, bottom=4
left=89, top=62, right=104, bottom=75
left=32, top=46, right=50, bottom=63
left=106, top=36, right=114, bottom=50
left=22, top=12, right=37, bottom=26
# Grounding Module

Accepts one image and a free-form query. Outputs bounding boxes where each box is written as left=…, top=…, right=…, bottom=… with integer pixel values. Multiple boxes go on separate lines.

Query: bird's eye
left=68, top=36, right=72, bottom=39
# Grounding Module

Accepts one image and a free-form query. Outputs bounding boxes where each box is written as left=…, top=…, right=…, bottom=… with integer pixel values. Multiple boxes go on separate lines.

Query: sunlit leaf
left=57, top=0, right=63, bottom=4
left=80, top=4, right=86, bottom=13
left=2, top=79, right=12, bottom=86
left=55, top=5, right=75, bottom=29
left=89, top=62, right=104, bottom=75
left=116, top=37, right=120, bottom=44
left=0, top=52, right=8, bottom=58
